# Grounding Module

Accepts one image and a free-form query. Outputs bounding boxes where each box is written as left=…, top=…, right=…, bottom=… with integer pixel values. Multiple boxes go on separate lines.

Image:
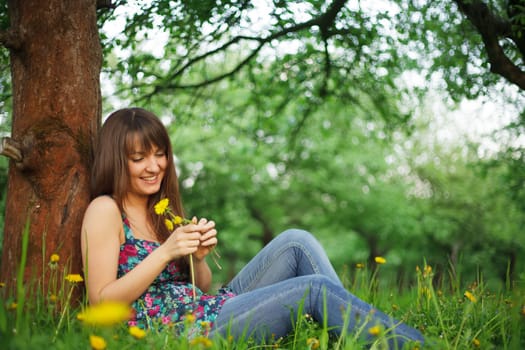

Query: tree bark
left=0, top=0, right=101, bottom=294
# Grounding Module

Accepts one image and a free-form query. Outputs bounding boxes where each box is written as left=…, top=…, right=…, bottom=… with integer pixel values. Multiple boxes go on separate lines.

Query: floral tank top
left=117, top=215, right=236, bottom=336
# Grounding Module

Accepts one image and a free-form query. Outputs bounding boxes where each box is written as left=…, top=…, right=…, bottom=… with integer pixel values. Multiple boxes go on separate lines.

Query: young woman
left=81, top=108, right=424, bottom=348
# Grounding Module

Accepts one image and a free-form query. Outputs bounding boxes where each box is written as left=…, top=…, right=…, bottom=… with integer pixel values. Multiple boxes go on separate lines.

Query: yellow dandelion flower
left=65, top=274, right=84, bottom=283
left=472, top=338, right=480, bottom=347
left=368, top=325, right=381, bottom=336
left=164, top=219, right=174, bottom=231
left=50, top=253, right=60, bottom=263
left=8, top=302, right=17, bottom=310
left=306, top=337, right=320, bottom=349
left=356, top=263, right=364, bottom=269
left=129, top=325, right=147, bottom=339
left=190, top=336, right=212, bottom=347
left=173, top=215, right=183, bottom=225
left=49, top=294, right=58, bottom=303
left=89, top=334, right=107, bottom=350
left=464, top=291, right=477, bottom=303
left=154, top=198, right=170, bottom=215
left=0, top=282, right=5, bottom=288
left=374, top=256, right=386, bottom=264
left=77, top=301, right=132, bottom=327
left=185, top=313, right=196, bottom=323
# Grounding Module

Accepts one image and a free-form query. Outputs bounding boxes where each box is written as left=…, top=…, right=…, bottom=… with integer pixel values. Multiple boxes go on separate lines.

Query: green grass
left=0, top=228, right=523, bottom=349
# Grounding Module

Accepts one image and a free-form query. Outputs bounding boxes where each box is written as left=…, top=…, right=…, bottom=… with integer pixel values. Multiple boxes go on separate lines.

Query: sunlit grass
left=0, top=227, right=523, bottom=349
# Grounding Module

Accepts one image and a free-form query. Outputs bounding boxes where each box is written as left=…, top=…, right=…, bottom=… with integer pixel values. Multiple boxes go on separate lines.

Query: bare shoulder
left=82, top=196, right=122, bottom=237
left=85, top=196, right=120, bottom=217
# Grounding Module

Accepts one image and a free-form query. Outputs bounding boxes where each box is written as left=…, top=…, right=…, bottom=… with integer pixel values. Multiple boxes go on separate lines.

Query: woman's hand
left=160, top=223, right=203, bottom=261
left=192, top=217, right=218, bottom=261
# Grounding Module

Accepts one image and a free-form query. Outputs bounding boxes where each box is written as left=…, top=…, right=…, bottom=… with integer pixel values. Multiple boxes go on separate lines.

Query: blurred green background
left=1, top=0, right=524, bottom=290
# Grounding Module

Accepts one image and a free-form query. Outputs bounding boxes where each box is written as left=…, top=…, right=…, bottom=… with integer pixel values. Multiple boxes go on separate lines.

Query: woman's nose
left=145, top=156, right=160, bottom=172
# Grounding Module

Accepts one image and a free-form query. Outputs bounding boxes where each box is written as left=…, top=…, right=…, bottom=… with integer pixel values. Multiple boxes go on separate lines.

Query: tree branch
left=96, top=0, right=115, bottom=10
left=144, top=0, right=348, bottom=95
left=0, top=28, right=22, bottom=50
left=0, top=137, right=23, bottom=163
left=454, top=0, right=525, bottom=90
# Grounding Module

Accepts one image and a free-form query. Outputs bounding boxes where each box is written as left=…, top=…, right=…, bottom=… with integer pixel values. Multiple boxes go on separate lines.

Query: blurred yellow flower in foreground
left=190, top=336, right=212, bottom=348
left=78, top=301, right=132, bottom=327
left=374, top=256, right=386, bottom=264
left=368, top=325, right=381, bottom=336
left=129, top=325, right=147, bottom=339
left=185, top=314, right=196, bottom=323
left=65, top=274, right=84, bottom=283
left=464, top=291, right=477, bottom=303
left=50, top=253, right=60, bottom=263
left=89, top=334, right=107, bottom=350
left=472, top=338, right=480, bottom=347
left=356, top=263, right=364, bottom=269
left=306, top=337, right=320, bottom=349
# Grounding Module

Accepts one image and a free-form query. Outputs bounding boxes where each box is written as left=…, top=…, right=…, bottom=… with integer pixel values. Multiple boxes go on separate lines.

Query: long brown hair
left=91, top=107, right=185, bottom=242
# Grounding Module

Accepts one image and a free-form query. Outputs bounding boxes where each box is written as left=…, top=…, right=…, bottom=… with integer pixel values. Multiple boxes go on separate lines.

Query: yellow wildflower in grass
left=49, top=294, right=57, bottom=303
left=185, top=313, right=196, bottom=323
left=0, top=282, right=5, bottom=288
left=368, top=325, right=381, bottom=336
left=190, top=336, right=213, bottom=348
left=306, top=337, right=320, bottom=349
left=423, top=265, right=432, bottom=277
left=65, top=274, right=84, bottom=283
left=464, top=291, right=477, bottom=303
left=154, top=198, right=170, bottom=215
left=356, top=263, right=364, bottom=269
left=129, top=325, right=147, bottom=339
left=472, top=338, right=480, bottom=347
left=374, top=256, right=386, bottom=264
left=89, top=334, right=107, bottom=350
left=77, top=301, right=132, bottom=327
left=8, top=302, right=17, bottom=310
left=50, top=253, right=60, bottom=263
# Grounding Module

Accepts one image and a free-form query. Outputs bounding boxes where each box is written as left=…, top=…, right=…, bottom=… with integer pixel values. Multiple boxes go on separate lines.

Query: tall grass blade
left=15, top=217, right=30, bottom=333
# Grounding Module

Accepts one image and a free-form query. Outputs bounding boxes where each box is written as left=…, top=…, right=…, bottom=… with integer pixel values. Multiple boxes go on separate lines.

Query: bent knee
left=280, top=228, right=316, bottom=244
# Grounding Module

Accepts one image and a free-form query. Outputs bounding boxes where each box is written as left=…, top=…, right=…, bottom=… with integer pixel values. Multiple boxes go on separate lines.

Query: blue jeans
left=210, top=229, right=424, bottom=348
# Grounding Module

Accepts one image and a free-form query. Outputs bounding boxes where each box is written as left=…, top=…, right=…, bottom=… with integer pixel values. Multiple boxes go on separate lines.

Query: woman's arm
left=192, top=258, right=213, bottom=293
left=81, top=196, right=202, bottom=304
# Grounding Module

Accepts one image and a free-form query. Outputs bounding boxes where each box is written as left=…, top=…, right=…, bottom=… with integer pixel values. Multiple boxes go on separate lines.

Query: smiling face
left=127, top=138, right=168, bottom=199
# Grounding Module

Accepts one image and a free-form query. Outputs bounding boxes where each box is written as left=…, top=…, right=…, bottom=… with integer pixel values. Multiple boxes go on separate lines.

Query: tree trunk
left=0, top=0, right=101, bottom=294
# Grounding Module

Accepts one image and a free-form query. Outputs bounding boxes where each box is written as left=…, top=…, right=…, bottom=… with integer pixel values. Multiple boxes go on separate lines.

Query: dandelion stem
left=189, top=254, right=196, bottom=302
left=53, top=284, right=74, bottom=342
